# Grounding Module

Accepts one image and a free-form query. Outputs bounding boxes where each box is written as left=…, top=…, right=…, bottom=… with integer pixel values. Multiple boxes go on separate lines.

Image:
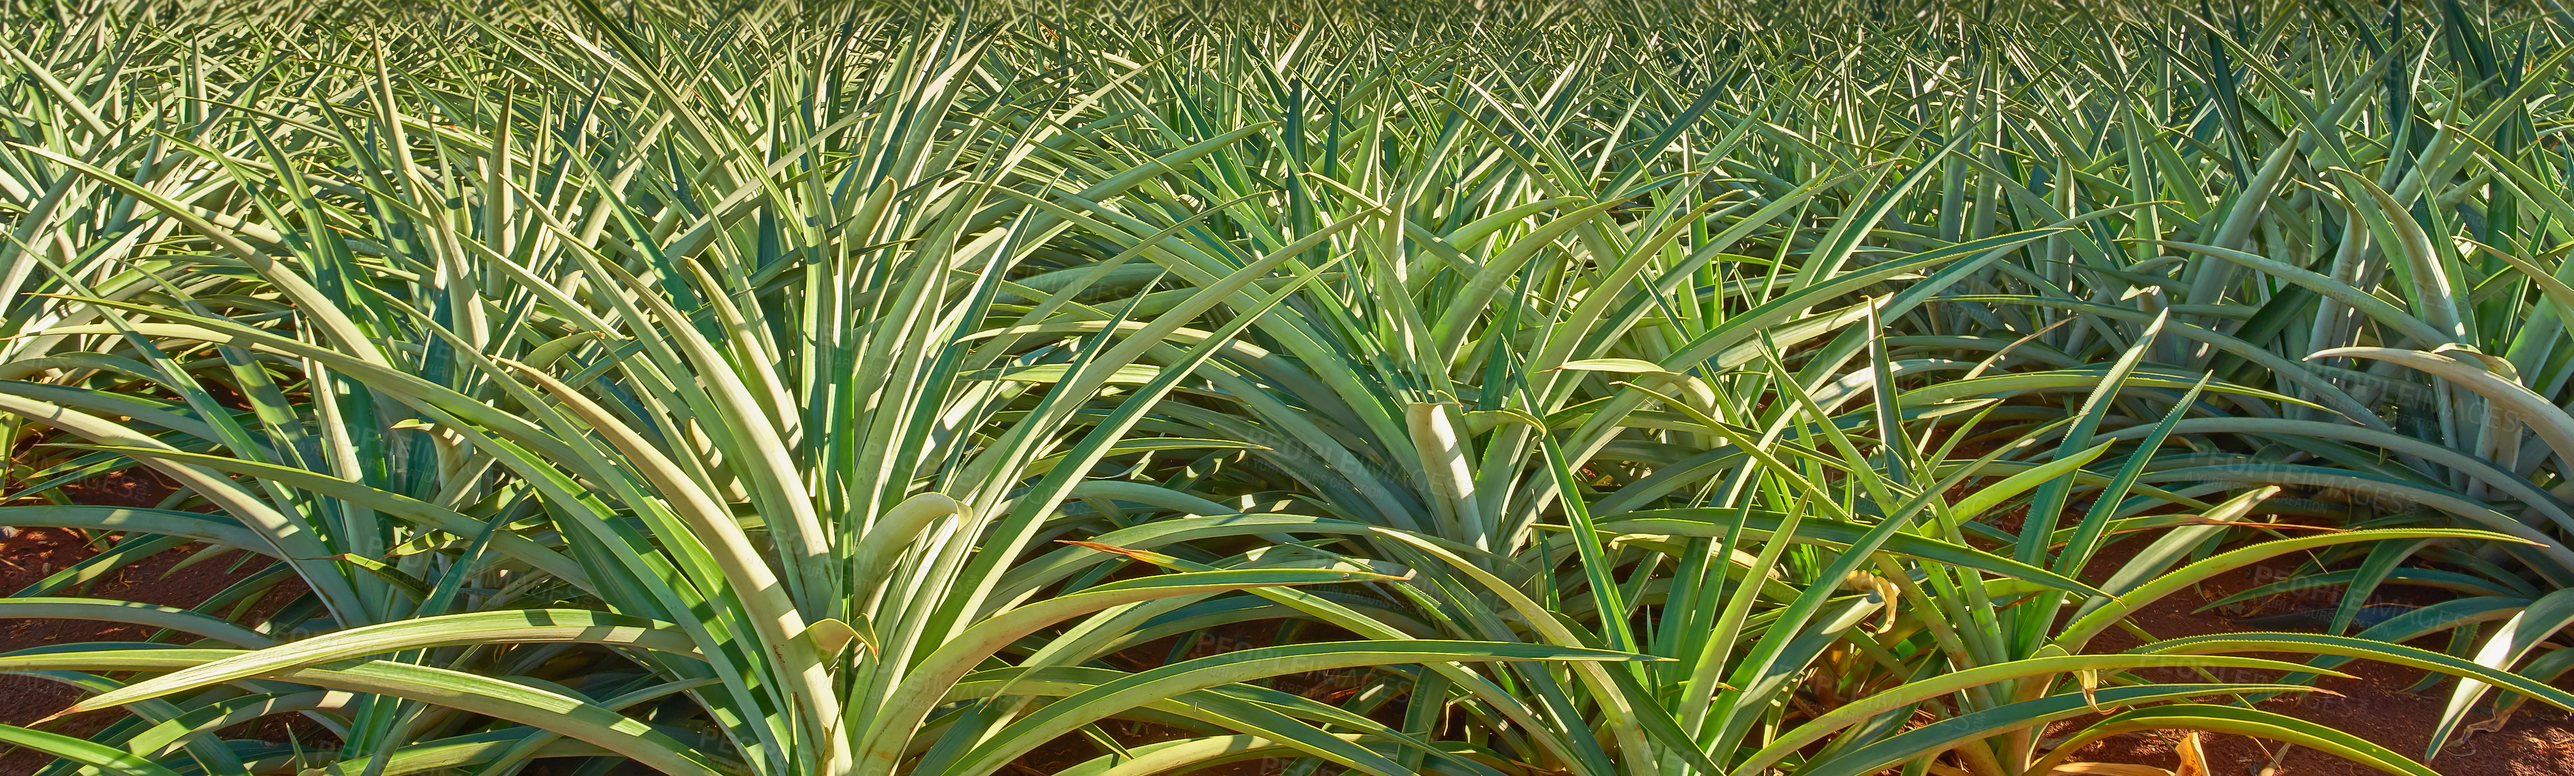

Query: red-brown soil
left=0, top=471, right=326, bottom=776
left=2064, top=537, right=2574, bottom=776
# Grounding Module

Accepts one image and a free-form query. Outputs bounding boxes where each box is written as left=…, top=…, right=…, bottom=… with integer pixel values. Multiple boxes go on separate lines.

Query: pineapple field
left=6, top=0, right=2574, bottom=774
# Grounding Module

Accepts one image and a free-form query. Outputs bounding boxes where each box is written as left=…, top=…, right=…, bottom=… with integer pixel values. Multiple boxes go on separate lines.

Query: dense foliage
left=8, top=0, right=2574, bottom=774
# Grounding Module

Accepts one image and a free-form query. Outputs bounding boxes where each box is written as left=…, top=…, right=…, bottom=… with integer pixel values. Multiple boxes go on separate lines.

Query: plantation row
left=5, top=1, right=2574, bottom=774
